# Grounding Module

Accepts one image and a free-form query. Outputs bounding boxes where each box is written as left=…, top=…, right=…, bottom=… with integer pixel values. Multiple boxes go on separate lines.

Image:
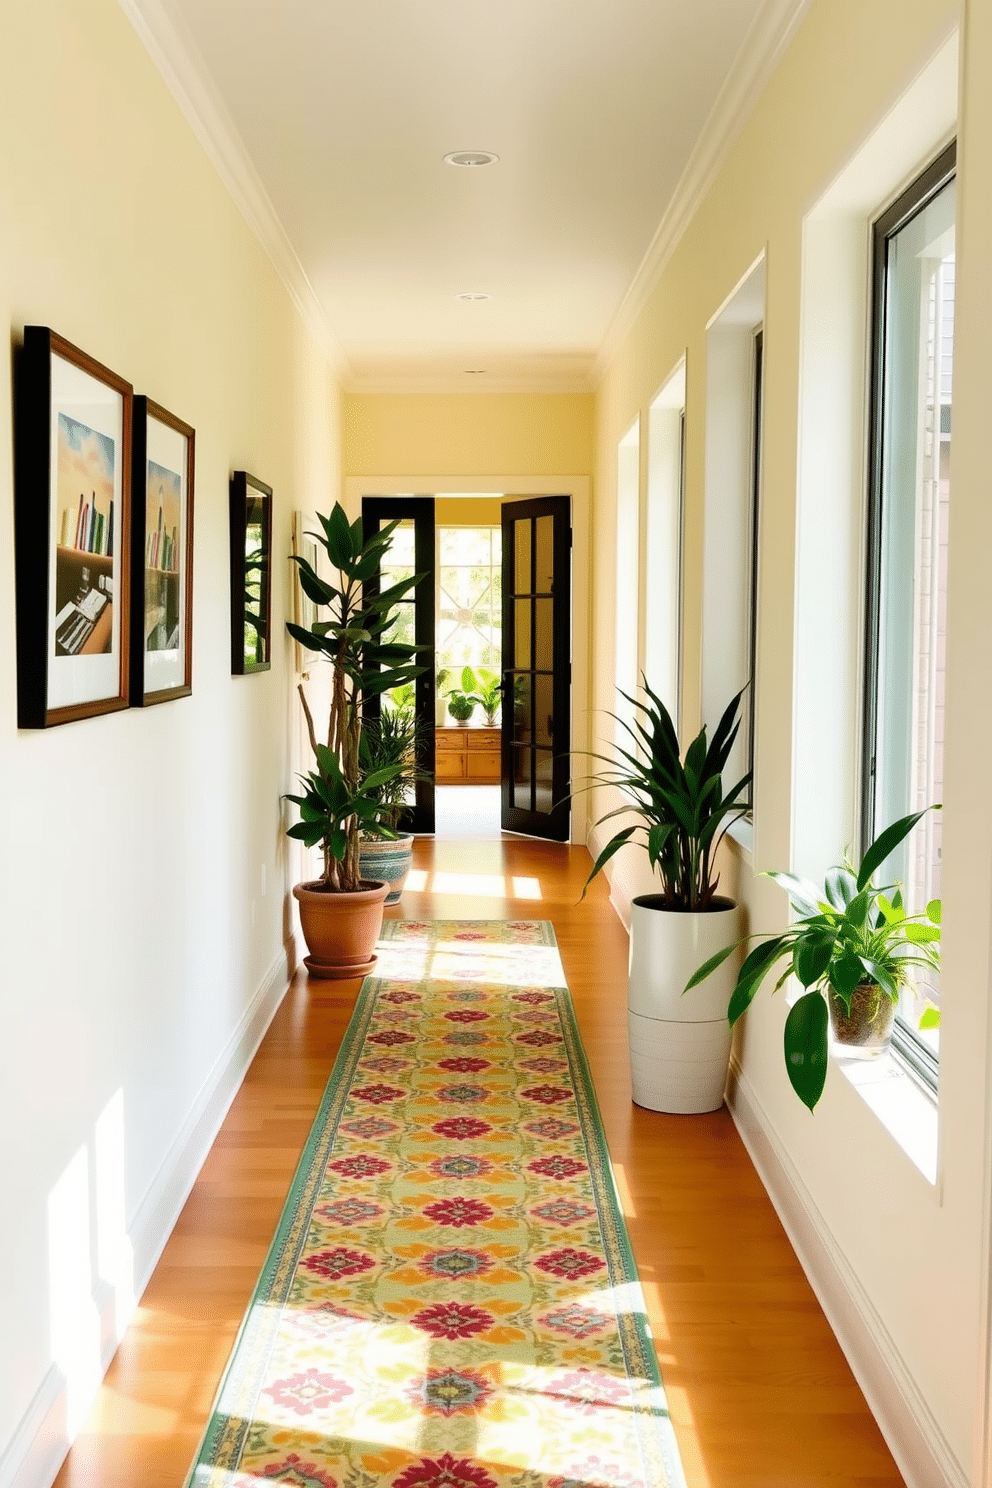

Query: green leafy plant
left=686, top=807, right=942, bottom=1110
left=582, top=678, right=752, bottom=908
left=285, top=504, right=426, bottom=891
left=358, top=706, right=428, bottom=835
left=461, top=665, right=502, bottom=725
left=445, top=667, right=479, bottom=723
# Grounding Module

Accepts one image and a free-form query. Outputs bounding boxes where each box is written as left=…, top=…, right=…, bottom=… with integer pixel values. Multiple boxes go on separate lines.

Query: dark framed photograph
left=14, top=326, right=132, bottom=727
left=230, top=470, right=272, bottom=674
left=130, top=398, right=194, bottom=705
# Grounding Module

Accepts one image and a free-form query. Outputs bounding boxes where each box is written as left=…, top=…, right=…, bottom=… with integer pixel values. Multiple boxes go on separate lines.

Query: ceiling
left=124, top=0, right=807, bottom=391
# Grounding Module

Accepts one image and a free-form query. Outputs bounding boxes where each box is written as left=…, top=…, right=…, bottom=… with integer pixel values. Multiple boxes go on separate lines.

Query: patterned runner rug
left=186, top=919, right=687, bottom=1488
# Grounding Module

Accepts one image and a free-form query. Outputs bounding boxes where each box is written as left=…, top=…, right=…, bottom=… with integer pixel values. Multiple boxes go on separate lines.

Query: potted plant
left=463, top=665, right=502, bottom=726
left=435, top=668, right=451, bottom=727
left=582, top=678, right=751, bottom=1113
left=686, top=807, right=941, bottom=1110
left=356, top=704, right=427, bottom=904
left=286, top=503, right=425, bottom=978
left=445, top=670, right=478, bottom=724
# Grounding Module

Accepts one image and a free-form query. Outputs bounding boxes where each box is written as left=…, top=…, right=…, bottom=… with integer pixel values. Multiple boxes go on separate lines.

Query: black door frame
left=361, top=496, right=436, bottom=834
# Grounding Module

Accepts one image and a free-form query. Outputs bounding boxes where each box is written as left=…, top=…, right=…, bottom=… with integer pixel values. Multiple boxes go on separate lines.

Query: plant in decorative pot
left=285, top=504, right=425, bottom=978
left=461, top=665, right=502, bottom=726
left=582, top=678, right=751, bottom=1113
left=356, top=705, right=428, bottom=905
left=445, top=677, right=477, bottom=724
left=686, top=807, right=941, bottom=1110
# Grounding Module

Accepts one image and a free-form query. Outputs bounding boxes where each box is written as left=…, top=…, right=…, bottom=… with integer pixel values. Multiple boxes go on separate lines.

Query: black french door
left=362, top=496, right=435, bottom=834
left=500, top=497, right=571, bottom=840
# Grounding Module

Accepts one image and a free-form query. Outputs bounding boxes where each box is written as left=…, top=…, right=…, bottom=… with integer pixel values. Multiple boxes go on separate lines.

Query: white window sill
left=835, top=1046, right=938, bottom=1185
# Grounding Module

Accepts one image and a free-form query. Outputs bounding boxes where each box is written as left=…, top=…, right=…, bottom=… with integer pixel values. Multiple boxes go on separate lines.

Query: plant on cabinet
left=285, top=503, right=426, bottom=977
left=582, top=678, right=751, bottom=1113
left=686, top=807, right=941, bottom=1110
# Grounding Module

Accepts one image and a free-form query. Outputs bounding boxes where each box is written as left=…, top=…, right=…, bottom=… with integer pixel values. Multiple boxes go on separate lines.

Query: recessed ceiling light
left=444, top=150, right=499, bottom=168
left=456, top=292, right=490, bottom=302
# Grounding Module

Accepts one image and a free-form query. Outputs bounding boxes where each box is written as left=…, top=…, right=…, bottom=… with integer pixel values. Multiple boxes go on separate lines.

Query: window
left=645, top=361, right=686, bottom=730
left=436, top=526, right=502, bottom=673
left=615, top=419, right=640, bottom=740
left=863, top=142, right=955, bottom=1083
left=702, top=255, right=765, bottom=820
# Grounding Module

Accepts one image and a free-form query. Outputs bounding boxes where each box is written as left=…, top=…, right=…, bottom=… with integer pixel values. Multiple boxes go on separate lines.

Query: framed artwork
left=130, top=398, right=195, bottom=705
left=14, top=326, right=132, bottom=727
left=230, top=470, right=272, bottom=674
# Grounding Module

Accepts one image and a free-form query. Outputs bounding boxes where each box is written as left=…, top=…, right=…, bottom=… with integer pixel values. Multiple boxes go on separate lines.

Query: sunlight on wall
left=48, top=1148, right=101, bottom=1438
left=95, top=1089, right=136, bottom=1344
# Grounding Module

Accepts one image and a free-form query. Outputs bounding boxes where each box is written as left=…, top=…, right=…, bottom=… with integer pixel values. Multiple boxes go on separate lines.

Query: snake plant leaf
left=795, top=929, right=837, bottom=987
left=856, top=808, right=932, bottom=891
left=784, top=992, right=829, bottom=1110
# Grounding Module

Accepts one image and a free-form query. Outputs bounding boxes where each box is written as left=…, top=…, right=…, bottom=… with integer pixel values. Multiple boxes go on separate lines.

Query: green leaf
left=829, top=950, right=865, bottom=999
left=764, top=871, right=825, bottom=918
left=825, top=865, right=858, bottom=911
left=795, top=929, right=836, bottom=987
left=902, top=922, right=941, bottom=944
left=293, top=561, right=336, bottom=606
left=783, top=992, right=829, bottom=1110
left=325, top=504, right=354, bottom=572
left=580, top=827, right=638, bottom=898
left=920, top=1007, right=941, bottom=1029
left=857, top=808, right=933, bottom=891
left=927, top=899, right=942, bottom=925
left=844, top=890, right=870, bottom=929
left=684, top=941, right=740, bottom=992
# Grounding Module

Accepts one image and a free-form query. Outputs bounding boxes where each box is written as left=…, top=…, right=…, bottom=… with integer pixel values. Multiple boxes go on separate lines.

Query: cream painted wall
left=0, top=1, right=339, bottom=1481
left=343, top=392, right=593, bottom=477
left=592, top=1, right=991, bottom=1483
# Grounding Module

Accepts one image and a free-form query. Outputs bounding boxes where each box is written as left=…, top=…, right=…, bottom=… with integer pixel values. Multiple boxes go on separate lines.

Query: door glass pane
left=515, top=520, right=532, bottom=594
left=535, top=674, right=554, bottom=747
left=534, top=597, right=554, bottom=670
left=534, top=749, right=554, bottom=813
left=514, top=598, right=532, bottom=668
left=381, top=519, right=416, bottom=582
left=512, top=673, right=532, bottom=741
left=511, top=746, right=532, bottom=810
left=535, top=515, right=554, bottom=592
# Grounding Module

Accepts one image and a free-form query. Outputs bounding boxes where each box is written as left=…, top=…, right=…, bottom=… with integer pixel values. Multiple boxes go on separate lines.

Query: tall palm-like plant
left=583, top=679, right=751, bottom=908
left=285, top=504, right=425, bottom=891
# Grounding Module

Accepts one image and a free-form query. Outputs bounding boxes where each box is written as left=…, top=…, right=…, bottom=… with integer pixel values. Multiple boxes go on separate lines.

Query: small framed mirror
left=230, top=470, right=272, bottom=675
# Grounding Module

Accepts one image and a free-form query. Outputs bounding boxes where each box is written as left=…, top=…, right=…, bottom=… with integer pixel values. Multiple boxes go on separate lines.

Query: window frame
left=861, top=139, right=956, bottom=1090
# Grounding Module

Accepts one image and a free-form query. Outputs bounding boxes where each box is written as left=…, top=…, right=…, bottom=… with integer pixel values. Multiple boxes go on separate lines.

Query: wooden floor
left=54, top=833, right=906, bottom=1488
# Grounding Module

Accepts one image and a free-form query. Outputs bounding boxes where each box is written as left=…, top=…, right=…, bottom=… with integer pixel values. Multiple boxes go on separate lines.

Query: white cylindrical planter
left=627, top=895, right=740, bottom=1113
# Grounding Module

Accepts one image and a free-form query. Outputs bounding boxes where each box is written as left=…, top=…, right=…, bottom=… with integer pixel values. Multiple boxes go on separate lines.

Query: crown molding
left=591, top=0, right=814, bottom=385
left=118, top=0, right=350, bottom=381
left=342, top=369, right=597, bottom=397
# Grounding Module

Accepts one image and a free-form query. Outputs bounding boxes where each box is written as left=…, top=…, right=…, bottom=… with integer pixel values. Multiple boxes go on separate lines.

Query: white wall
left=591, top=1, right=992, bottom=1483
left=0, top=2, right=340, bottom=1482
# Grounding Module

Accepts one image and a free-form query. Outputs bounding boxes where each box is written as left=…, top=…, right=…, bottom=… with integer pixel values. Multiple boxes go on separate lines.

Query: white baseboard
left=0, top=944, right=293, bottom=1488
left=727, top=1056, right=967, bottom=1488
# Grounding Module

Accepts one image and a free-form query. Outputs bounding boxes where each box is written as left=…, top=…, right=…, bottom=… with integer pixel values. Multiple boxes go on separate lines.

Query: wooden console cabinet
left=435, top=727, right=501, bottom=783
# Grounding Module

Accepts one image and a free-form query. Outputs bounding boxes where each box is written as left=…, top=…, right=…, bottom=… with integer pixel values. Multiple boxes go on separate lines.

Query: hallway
left=54, top=834, right=903, bottom=1488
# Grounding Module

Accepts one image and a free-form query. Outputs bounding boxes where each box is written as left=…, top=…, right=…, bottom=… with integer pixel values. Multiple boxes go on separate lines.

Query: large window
left=436, top=525, right=502, bottom=673
left=863, top=142, right=955, bottom=1081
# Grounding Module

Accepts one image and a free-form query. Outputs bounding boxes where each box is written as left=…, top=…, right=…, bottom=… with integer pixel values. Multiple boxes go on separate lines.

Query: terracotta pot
left=626, top=894, right=741, bottom=1114
left=828, top=981, right=896, bottom=1058
left=358, top=833, right=414, bottom=905
left=293, top=878, right=389, bottom=980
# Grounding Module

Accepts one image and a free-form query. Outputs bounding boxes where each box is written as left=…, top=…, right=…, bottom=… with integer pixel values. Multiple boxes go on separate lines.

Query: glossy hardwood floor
left=54, top=831, right=906, bottom=1488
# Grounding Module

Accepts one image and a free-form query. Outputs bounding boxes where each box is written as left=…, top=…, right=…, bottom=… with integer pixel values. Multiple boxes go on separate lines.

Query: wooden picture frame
left=230, top=470, right=272, bottom=674
left=14, top=326, right=132, bottom=727
left=130, top=397, right=195, bottom=704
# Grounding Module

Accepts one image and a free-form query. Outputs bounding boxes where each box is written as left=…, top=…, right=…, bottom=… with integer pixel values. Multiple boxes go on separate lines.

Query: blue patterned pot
left=358, top=833, right=415, bottom=905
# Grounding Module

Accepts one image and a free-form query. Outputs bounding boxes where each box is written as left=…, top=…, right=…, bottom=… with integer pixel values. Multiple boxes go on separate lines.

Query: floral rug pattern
left=186, top=920, right=686, bottom=1488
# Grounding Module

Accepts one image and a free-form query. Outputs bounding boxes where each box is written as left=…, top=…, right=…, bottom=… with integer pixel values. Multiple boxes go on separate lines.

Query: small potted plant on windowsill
left=581, top=677, right=751, bottom=1113
left=686, top=807, right=942, bottom=1110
